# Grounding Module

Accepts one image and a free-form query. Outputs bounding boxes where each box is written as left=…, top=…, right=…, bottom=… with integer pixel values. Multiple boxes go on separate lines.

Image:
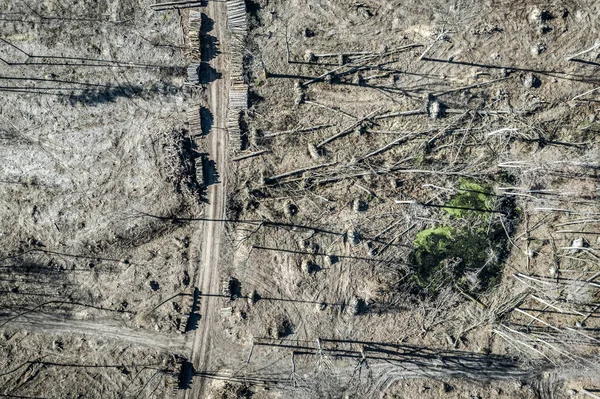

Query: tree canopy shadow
left=203, top=157, right=220, bottom=186
left=198, top=63, right=222, bottom=84
left=200, top=34, right=219, bottom=63
left=200, top=13, right=214, bottom=34
left=68, top=85, right=142, bottom=106
left=200, top=106, right=213, bottom=136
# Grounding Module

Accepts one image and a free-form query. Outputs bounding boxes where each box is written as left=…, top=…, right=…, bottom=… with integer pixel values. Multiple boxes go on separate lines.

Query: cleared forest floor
left=1, top=0, right=599, bottom=398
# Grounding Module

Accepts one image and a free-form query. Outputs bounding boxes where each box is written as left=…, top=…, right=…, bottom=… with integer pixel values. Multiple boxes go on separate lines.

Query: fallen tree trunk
left=264, top=162, right=337, bottom=185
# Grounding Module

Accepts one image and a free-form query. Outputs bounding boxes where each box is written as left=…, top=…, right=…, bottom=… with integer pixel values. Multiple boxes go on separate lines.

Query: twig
left=356, top=130, right=432, bottom=162
left=496, top=326, right=554, bottom=362
left=572, top=86, right=600, bottom=101
left=566, top=41, right=600, bottom=60
left=305, top=101, right=357, bottom=119
left=263, top=124, right=332, bottom=138
left=535, top=208, right=600, bottom=215
left=316, top=109, right=384, bottom=148
left=553, top=219, right=600, bottom=227
left=514, top=308, right=561, bottom=332
left=264, top=162, right=337, bottom=184
left=487, top=128, right=519, bottom=136
left=582, top=389, right=600, bottom=399
left=232, top=150, right=269, bottom=161
left=419, top=31, right=448, bottom=60
left=454, top=283, right=487, bottom=308
left=373, top=109, right=426, bottom=121
left=433, top=77, right=510, bottom=97
left=513, top=273, right=554, bottom=286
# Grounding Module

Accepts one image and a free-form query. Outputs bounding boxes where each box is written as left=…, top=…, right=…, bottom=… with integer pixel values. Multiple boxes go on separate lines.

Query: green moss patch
left=442, top=180, right=494, bottom=218
left=410, top=179, right=514, bottom=295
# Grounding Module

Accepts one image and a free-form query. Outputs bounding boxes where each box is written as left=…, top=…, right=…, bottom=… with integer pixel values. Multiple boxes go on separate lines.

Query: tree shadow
left=195, top=290, right=342, bottom=308
left=185, top=312, right=202, bottom=332
left=0, top=38, right=173, bottom=69
left=203, top=157, right=220, bottom=186
left=197, top=13, right=221, bottom=83
left=244, top=0, right=262, bottom=27
left=200, top=12, right=214, bottom=34
left=194, top=371, right=282, bottom=386
left=252, top=245, right=389, bottom=264
left=137, top=213, right=412, bottom=252
left=198, top=63, right=222, bottom=84
left=68, top=85, right=142, bottom=106
left=422, top=57, right=600, bottom=84
left=200, top=106, right=213, bottom=136
left=245, top=0, right=261, bottom=15
left=200, top=34, right=219, bottom=63
left=569, top=58, right=600, bottom=68
left=183, top=288, right=202, bottom=333
left=248, top=89, right=264, bottom=108
left=240, top=112, right=250, bottom=150
left=256, top=337, right=533, bottom=377
left=178, top=360, right=195, bottom=390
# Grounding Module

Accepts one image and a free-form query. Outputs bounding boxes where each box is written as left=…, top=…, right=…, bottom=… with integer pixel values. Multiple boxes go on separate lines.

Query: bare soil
left=1, top=0, right=599, bottom=398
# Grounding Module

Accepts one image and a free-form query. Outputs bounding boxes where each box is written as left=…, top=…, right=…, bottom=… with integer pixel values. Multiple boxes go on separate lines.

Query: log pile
left=229, top=36, right=245, bottom=84
left=229, top=83, right=248, bottom=109
left=226, top=0, right=248, bottom=150
left=186, top=108, right=201, bottom=136
left=187, top=10, right=201, bottom=61
left=226, top=106, right=243, bottom=149
left=186, top=63, right=200, bottom=85
left=194, top=154, right=205, bottom=186
left=178, top=289, right=196, bottom=334
left=186, top=10, right=201, bottom=135
left=226, top=0, right=247, bottom=34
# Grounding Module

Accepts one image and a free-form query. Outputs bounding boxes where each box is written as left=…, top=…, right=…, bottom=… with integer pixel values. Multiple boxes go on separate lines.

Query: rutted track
left=3, top=312, right=188, bottom=353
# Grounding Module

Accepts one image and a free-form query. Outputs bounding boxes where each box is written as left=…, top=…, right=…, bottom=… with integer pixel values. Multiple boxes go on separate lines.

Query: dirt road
left=185, top=1, right=229, bottom=397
